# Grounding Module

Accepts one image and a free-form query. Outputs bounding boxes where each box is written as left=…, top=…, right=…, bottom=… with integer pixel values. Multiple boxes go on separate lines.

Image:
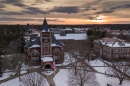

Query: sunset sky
left=0, top=0, right=130, bottom=25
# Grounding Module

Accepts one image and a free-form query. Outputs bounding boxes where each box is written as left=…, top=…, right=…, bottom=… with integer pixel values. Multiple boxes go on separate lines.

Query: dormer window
left=118, top=42, right=125, bottom=46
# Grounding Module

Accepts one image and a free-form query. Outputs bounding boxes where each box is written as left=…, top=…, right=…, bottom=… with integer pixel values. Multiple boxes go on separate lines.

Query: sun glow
left=93, top=16, right=105, bottom=23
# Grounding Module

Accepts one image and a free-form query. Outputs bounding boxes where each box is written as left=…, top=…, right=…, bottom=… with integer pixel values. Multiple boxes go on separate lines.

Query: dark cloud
left=83, top=7, right=97, bottom=11
left=32, top=0, right=52, bottom=5
left=111, top=3, right=130, bottom=10
left=95, top=10, right=113, bottom=14
left=44, top=0, right=52, bottom=2
left=22, top=7, right=47, bottom=14
left=0, top=17, right=35, bottom=21
left=0, top=0, right=27, bottom=7
left=81, top=0, right=103, bottom=11
left=35, top=0, right=52, bottom=3
left=35, top=18, right=64, bottom=22
left=0, top=10, right=23, bottom=15
left=49, top=6, right=80, bottom=14
left=86, top=0, right=103, bottom=6
left=0, top=4, right=5, bottom=8
left=95, top=3, right=130, bottom=14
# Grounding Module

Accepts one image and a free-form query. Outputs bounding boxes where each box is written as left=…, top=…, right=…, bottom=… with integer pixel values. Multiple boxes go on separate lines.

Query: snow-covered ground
left=0, top=72, right=49, bottom=86
left=53, top=69, right=68, bottom=86
left=54, top=59, right=130, bottom=86
left=1, top=53, right=130, bottom=86
left=89, top=60, right=130, bottom=86
left=0, top=73, right=11, bottom=80
left=0, top=78, right=24, bottom=86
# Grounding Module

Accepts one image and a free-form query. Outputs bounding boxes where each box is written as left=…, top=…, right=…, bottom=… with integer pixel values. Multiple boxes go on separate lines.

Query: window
left=31, top=50, right=39, bottom=56
left=127, top=54, right=129, bottom=58
left=114, top=49, right=119, bottom=53
left=127, top=49, right=129, bottom=52
left=118, top=49, right=121, bottom=53
left=54, top=56, right=59, bottom=61
left=32, top=57, right=39, bottom=63
left=116, top=55, right=118, bottom=58
left=53, top=48, right=60, bottom=54
left=113, top=55, right=116, bottom=58
left=42, top=34, right=49, bottom=37
left=109, top=49, right=111, bottom=52
left=44, top=50, right=49, bottom=55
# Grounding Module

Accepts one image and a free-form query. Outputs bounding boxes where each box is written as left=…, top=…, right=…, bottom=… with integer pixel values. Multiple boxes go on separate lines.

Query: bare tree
left=107, top=61, right=130, bottom=85
left=0, top=56, right=2, bottom=77
left=67, top=62, right=99, bottom=86
left=21, top=72, right=47, bottom=86
left=1, top=38, right=26, bottom=81
left=67, top=39, right=95, bottom=63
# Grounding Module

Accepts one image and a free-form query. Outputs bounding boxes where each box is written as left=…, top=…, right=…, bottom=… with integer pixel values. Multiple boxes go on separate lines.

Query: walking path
left=0, top=57, right=96, bottom=86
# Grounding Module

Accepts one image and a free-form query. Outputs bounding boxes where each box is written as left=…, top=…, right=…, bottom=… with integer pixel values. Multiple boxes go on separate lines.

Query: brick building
left=24, top=19, right=64, bottom=70
left=93, top=37, right=130, bottom=61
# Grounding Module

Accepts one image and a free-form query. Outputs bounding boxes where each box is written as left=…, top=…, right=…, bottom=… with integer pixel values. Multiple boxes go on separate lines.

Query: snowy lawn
left=0, top=70, right=27, bottom=81
left=0, top=78, right=24, bottom=86
left=0, top=72, right=49, bottom=86
left=0, top=73, right=11, bottom=80
left=53, top=69, right=68, bottom=86
left=89, top=60, right=130, bottom=86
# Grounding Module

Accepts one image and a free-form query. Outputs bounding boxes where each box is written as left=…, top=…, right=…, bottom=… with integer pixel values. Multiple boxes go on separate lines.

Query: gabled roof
left=95, top=37, right=130, bottom=48
left=42, top=18, right=48, bottom=32
left=51, top=34, right=64, bottom=47
left=24, top=37, right=40, bottom=48
left=24, top=34, right=63, bottom=48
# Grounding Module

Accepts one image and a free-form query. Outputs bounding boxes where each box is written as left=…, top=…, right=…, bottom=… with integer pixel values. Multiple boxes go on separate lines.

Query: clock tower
left=40, top=18, right=52, bottom=56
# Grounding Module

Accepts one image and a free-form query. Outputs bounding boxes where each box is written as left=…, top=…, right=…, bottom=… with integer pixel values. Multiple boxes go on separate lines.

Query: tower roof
left=42, top=18, right=48, bottom=32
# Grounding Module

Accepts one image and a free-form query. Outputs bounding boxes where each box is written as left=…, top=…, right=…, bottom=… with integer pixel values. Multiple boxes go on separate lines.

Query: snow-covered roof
left=95, top=37, right=130, bottom=48
left=30, top=44, right=40, bottom=48
left=51, top=43, right=59, bottom=47
left=54, top=33, right=87, bottom=40
left=110, top=42, right=130, bottom=47
left=41, top=57, right=53, bottom=62
left=111, top=32, right=121, bottom=35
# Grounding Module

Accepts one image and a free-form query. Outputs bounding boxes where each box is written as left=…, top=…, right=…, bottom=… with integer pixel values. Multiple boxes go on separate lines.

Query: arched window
left=31, top=50, right=39, bottom=56
left=31, top=50, right=39, bottom=63
left=53, top=48, right=60, bottom=54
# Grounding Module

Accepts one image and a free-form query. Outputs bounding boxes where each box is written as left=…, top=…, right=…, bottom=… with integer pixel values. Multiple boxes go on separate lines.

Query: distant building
left=106, top=30, right=123, bottom=39
left=93, top=37, right=130, bottom=61
left=49, top=27, right=88, bottom=51
left=54, top=32, right=87, bottom=42
left=24, top=19, right=64, bottom=70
